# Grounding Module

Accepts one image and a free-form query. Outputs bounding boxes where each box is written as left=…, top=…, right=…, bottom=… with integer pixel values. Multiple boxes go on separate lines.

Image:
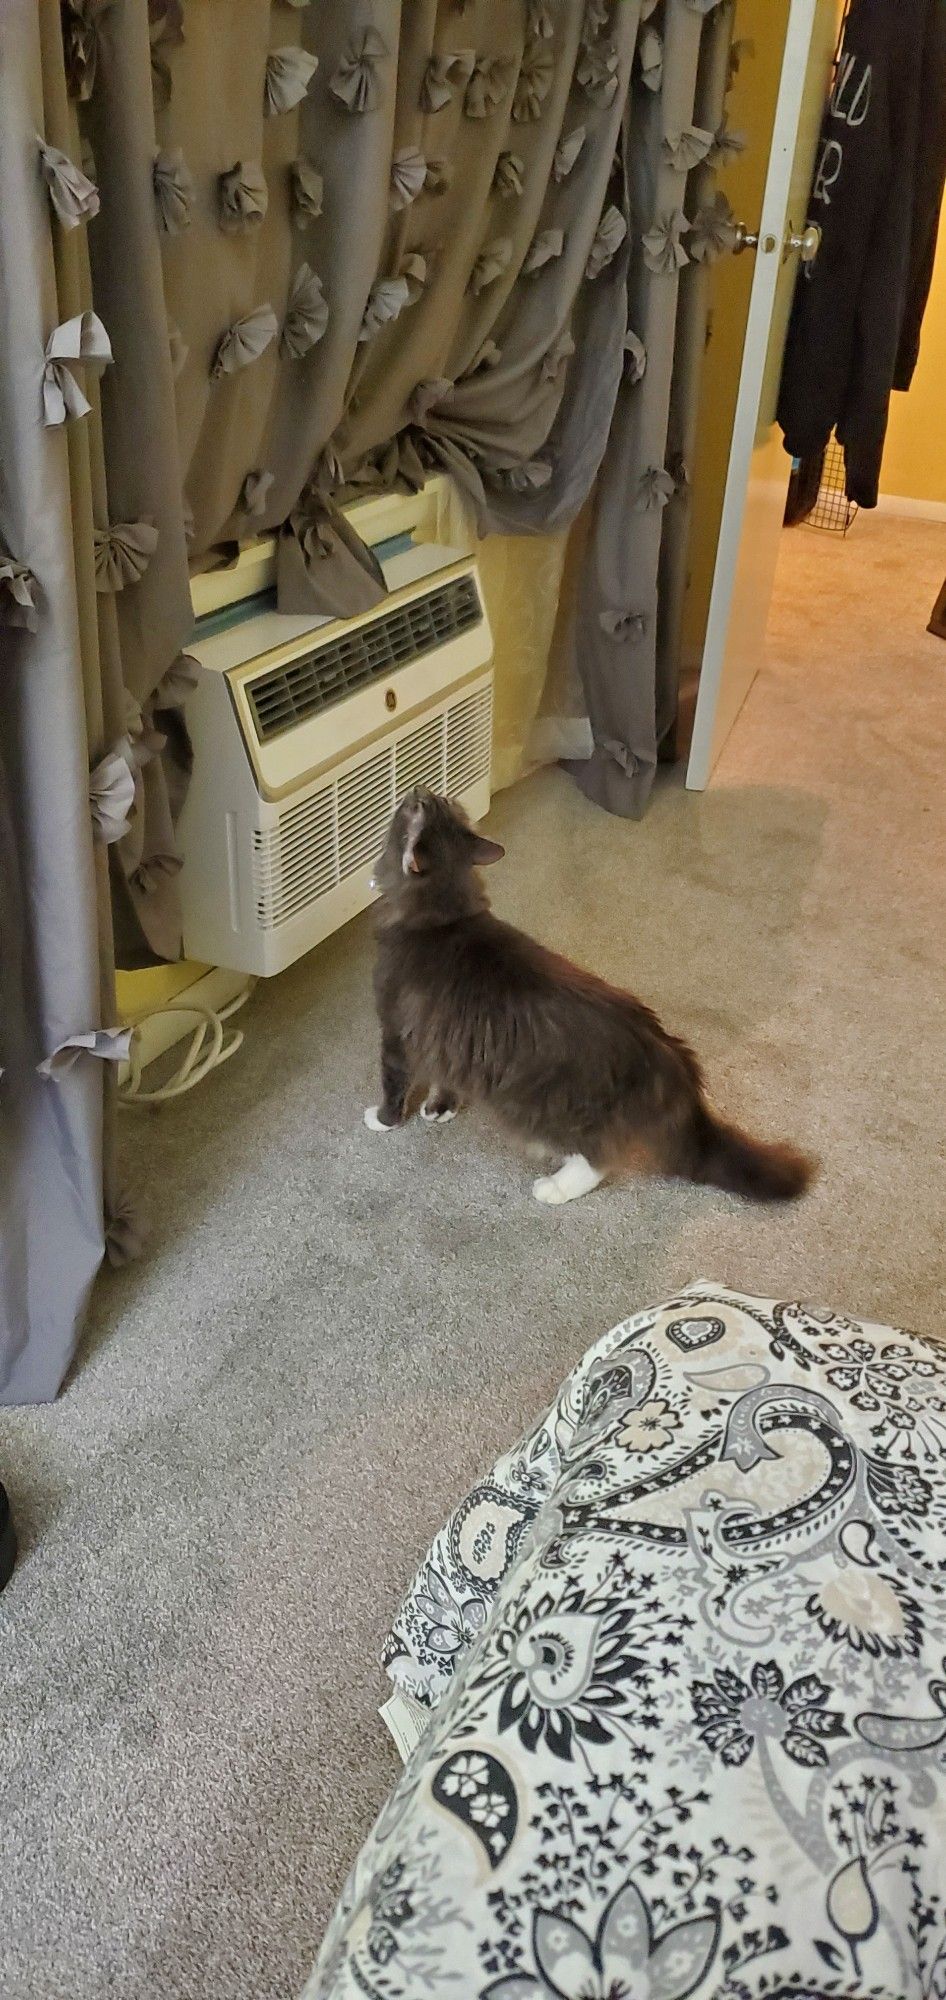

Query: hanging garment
left=783, top=448, right=826, bottom=526
left=777, top=0, right=946, bottom=508
left=893, top=0, right=946, bottom=389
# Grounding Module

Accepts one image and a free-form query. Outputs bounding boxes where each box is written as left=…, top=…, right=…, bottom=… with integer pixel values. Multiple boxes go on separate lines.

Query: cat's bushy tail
left=688, top=1105, right=816, bottom=1203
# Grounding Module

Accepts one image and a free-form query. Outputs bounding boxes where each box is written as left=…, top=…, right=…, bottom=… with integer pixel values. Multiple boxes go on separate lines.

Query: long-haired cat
left=365, top=790, right=816, bottom=1207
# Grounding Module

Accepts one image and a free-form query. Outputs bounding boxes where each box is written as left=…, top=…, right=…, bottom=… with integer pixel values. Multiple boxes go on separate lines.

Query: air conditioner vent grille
left=447, top=683, right=494, bottom=798
left=252, top=682, right=492, bottom=930
left=395, top=712, right=446, bottom=798
left=246, top=573, right=483, bottom=743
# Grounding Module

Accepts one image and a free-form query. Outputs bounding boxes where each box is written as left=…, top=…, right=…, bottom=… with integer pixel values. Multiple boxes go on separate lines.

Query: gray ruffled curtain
left=2, top=0, right=735, bottom=1399
left=0, top=0, right=173, bottom=1400
left=567, top=0, right=738, bottom=812
left=43, top=0, right=737, bottom=961
left=149, top=0, right=641, bottom=628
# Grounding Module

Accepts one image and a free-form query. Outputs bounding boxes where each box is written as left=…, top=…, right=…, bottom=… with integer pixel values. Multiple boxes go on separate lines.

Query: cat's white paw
left=364, top=1105, right=398, bottom=1133
left=533, top=1174, right=568, bottom=1206
left=533, top=1155, right=604, bottom=1204
left=420, top=1100, right=458, bottom=1125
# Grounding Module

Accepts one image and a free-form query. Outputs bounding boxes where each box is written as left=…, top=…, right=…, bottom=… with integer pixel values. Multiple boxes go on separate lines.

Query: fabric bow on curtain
left=1, top=0, right=739, bottom=1398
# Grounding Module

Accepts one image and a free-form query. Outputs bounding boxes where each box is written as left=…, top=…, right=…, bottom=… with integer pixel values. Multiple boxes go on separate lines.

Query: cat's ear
left=469, top=834, right=505, bottom=867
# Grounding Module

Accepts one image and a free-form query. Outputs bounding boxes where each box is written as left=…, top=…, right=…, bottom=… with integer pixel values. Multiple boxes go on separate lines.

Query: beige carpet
left=1, top=514, right=944, bottom=2000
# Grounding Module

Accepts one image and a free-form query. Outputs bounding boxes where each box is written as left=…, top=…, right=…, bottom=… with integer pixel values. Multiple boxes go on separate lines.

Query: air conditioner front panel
left=180, top=518, right=494, bottom=979
left=181, top=671, right=493, bottom=976
left=202, top=558, right=491, bottom=801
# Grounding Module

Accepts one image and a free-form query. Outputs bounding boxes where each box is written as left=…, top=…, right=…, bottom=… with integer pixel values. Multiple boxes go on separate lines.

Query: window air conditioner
left=178, top=481, right=494, bottom=977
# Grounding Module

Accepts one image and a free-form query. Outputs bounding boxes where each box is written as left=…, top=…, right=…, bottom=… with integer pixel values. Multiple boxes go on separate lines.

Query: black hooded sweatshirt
left=777, top=0, right=946, bottom=507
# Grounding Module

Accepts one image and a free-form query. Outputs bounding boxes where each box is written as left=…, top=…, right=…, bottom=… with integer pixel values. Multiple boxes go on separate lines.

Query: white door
left=685, top=0, right=839, bottom=790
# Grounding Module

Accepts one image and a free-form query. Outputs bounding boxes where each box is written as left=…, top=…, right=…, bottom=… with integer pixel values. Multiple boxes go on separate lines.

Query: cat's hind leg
left=533, top=1154, right=604, bottom=1205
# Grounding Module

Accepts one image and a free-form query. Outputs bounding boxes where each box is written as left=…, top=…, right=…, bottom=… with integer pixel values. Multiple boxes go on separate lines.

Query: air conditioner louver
left=337, top=749, right=394, bottom=880
left=246, top=572, right=483, bottom=744
left=252, top=682, right=492, bottom=930
left=395, top=713, right=446, bottom=797
left=447, top=682, right=494, bottom=796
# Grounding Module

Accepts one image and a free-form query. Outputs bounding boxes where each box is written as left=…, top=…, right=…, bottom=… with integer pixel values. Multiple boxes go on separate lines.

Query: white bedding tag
left=380, top=1690, right=430, bottom=1763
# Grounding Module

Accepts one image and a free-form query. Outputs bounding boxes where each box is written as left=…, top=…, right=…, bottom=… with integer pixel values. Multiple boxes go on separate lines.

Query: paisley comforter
left=306, top=1284, right=946, bottom=2000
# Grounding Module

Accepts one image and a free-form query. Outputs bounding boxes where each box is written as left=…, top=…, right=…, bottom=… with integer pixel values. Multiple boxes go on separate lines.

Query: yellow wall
left=880, top=220, right=946, bottom=505
left=116, top=961, right=208, bottom=1022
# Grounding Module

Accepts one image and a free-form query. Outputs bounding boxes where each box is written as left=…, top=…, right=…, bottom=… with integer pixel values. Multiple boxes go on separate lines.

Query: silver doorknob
left=785, top=222, right=822, bottom=263
left=733, top=221, right=822, bottom=261
left=733, top=224, right=777, bottom=255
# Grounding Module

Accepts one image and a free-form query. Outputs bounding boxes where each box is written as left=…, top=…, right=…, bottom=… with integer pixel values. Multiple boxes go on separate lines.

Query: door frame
left=685, top=0, right=830, bottom=790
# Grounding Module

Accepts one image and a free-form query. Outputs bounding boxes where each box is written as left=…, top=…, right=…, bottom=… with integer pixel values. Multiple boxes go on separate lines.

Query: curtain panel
left=0, top=0, right=145, bottom=1400
left=76, top=0, right=738, bottom=962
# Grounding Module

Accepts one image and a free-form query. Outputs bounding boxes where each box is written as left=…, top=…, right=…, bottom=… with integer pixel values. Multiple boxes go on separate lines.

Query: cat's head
left=371, top=789, right=504, bottom=906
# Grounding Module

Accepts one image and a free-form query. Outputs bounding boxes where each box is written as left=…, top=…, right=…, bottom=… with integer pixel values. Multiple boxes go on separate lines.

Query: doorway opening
left=677, top=0, right=945, bottom=786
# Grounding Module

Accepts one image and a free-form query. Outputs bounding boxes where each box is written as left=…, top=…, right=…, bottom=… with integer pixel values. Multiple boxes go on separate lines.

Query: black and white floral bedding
left=306, top=1285, right=946, bottom=2000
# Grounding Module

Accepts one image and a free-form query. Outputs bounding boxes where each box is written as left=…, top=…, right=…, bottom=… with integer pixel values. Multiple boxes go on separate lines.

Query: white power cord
left=118, top=980, right=256, bottom=1107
